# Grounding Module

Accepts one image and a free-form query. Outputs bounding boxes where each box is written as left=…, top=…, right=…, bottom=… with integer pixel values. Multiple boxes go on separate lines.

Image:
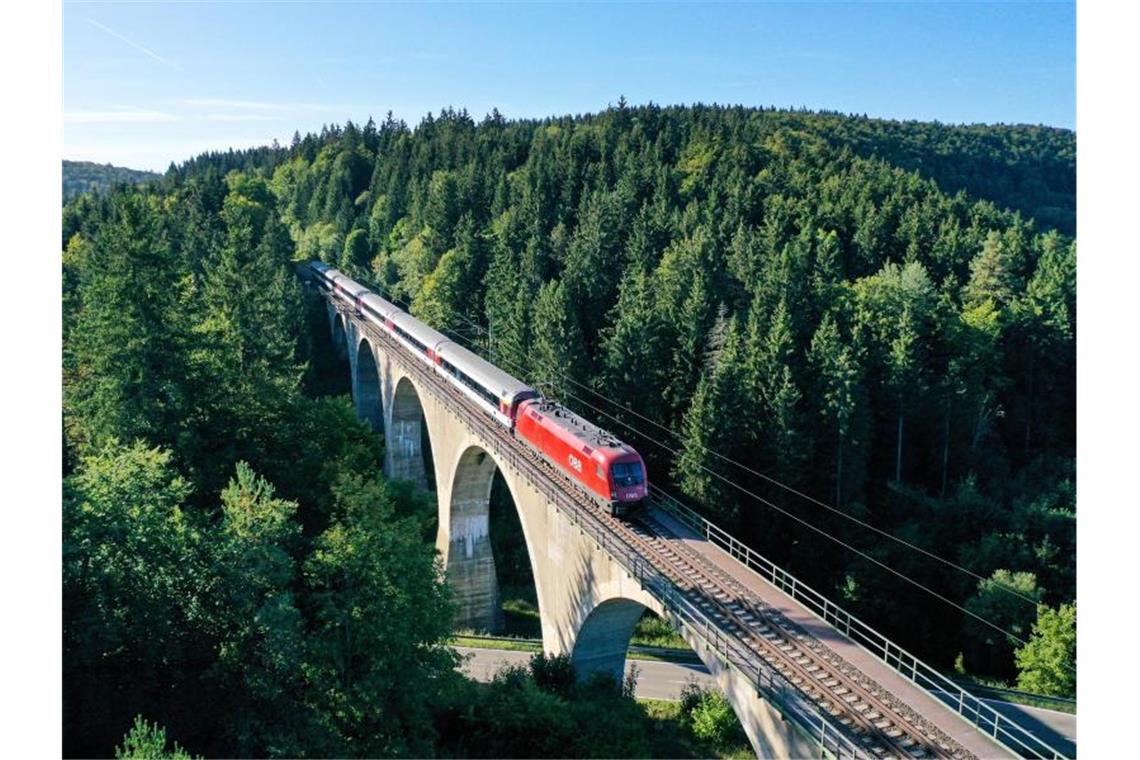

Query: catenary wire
left=371, top=280, right=1042, bottom=608
left=349, top=277, right=1040, bottom=648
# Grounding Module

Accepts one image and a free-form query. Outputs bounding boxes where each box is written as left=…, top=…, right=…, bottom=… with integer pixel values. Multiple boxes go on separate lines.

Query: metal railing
left=649, top=485, right=1072, bottom=760
left=321, top=293, right=873, bottom=760
left=950, top=681, right=1076, bottom=711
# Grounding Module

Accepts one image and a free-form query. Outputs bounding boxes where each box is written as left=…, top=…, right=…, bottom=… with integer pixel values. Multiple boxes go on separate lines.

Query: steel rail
left=620, top=513, right=957, bottom=759
left=649, top=486, right=1071, bottom=760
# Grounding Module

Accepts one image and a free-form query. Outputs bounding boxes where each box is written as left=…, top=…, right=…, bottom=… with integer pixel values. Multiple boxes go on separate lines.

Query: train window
left=612, top=462, right=644, bottom=486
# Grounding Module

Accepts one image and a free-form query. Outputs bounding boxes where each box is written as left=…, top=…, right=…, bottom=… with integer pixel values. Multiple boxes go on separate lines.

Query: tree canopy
left=64, top=102, right=1077, bottom=754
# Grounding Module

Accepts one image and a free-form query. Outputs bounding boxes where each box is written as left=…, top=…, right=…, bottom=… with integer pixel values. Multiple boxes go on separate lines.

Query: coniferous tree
left=809, top=314, right=862, bottom=507
left=65, top=191, right=190, bottom=451
left=529, top=280, right=588, bottom=402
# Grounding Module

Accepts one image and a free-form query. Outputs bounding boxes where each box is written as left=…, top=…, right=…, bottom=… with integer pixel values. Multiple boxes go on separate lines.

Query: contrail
left=87, top=19, right=179, bottom=70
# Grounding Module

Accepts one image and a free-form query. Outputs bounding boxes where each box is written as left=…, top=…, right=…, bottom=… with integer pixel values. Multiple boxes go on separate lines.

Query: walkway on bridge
left=651, top=506, right=1025, bottom=759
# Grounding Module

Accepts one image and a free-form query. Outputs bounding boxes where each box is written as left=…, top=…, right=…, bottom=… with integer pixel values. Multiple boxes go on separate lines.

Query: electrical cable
left=374, top=282, right=1042, bottom=608
left=349, top=278, right=1042, bottom=648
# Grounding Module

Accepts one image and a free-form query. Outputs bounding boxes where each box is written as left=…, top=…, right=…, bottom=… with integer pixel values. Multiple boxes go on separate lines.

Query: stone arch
left=388, top=375, right=435, bottom=491
left=331, top=312, right=348, bottom=362
left=569, top=597, right=648, bottom=685
left=444, top=444, right=546, bottom=633
left=353, top=338, right=383, bottom=433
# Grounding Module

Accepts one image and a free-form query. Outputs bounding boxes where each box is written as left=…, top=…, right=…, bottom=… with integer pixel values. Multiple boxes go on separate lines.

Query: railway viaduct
left=318, top=287, right=1059, bottom=760
left=328, top=299, right=813, bottom=758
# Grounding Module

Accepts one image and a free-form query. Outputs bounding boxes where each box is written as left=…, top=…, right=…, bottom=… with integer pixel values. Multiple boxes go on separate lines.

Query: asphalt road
left=454, top=646, right=1076, bottom=756
left=454, top=646, right=714, bottom=701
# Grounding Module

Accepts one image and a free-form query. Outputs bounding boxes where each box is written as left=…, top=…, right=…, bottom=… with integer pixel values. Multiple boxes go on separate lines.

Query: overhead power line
left=367, top=278, right=1040, bottom=608
left=348, top=278, right=1043, bottom=648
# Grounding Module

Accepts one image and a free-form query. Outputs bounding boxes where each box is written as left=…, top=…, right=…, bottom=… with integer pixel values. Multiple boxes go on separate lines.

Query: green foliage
left=529, top=653, right=577, bottom=698
left=1015, top=603, right=1076, bottom=698
left=530, top=279, right=588, bottom=400
left=435, top=659, right=661, bottom=758
left=301, top=471, right=459, bottom=756
left=63, top=441, right=206, bottom=755
left=963, top=570, right=1044, bottom=678
left=677, top=682, right=748, bottom=753
left=64, top=159, right=160, bottom=203
left=115, top=716, right=196, bottom=760
left=64, top=191, right=192, bottom=452
left=64, top=103, right=1078, bottom=751
left=632, top=610, right=689, bottom=650
left=690, top=691, right=739, bottom=747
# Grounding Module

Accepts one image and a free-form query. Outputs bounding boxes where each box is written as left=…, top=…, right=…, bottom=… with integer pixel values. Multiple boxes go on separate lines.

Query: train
left=307, top=261, right=649, bottom=516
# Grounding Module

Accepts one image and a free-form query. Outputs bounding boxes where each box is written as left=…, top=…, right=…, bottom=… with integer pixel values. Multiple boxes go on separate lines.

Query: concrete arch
left=353, top=338, right=383, bottom=432
left=570, top=597, right=648, bottom=684
left=444, top=444, right=547, bottom=632
left=387, top=375, right=435, bottom=491
left=331, top=312, right=348, bottom=361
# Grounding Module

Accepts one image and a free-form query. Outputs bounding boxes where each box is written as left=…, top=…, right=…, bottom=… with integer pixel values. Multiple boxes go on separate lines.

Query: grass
left=498, top=586, right=543, bottom=638
left=451, top=634, right=541, bottom=653
left=451, top=632, right=699, bottom=664
left=638, top=698, right=754, bottom=759
left=631, top=610, right=690, bottom=650
left=950, top=660, right=1076, bottom=714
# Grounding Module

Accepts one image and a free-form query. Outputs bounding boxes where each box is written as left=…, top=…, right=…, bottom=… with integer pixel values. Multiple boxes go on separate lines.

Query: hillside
left=62, top=159, right=160, bottom=203
left=62, top=103, right=1076, bottom=755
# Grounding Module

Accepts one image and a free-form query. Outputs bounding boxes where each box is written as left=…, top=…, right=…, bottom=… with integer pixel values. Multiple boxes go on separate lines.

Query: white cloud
left=65, top=109, right=179, bottom=124
left=203, top=113, right=282, bottom=122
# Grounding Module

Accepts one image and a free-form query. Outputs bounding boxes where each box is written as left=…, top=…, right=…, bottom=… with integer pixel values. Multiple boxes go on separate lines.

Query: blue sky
left=64, top=1, right=1075, bottom=172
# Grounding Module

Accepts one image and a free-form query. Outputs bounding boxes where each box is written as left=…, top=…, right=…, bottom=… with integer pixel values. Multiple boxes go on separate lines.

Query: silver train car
left=309, top=262, right=538, bottom=428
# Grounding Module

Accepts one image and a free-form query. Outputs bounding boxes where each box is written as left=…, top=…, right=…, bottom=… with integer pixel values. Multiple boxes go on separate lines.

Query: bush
left=679, top=677, right=706, bottom=715
left=690, top=691, right=739, bottom=749
left=529, top=652, right=577, bottom=697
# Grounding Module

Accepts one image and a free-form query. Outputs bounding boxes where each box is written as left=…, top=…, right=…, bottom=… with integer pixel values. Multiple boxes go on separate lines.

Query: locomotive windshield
left=612, top=461, right=644, bottom=487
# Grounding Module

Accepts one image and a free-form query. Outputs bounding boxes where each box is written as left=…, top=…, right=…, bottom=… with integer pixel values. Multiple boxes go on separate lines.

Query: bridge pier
left=387, top=377, right=431, bottom=491
left=445, top=447, right=503, bottom=632
left=353, top=339, right=383, bottom=432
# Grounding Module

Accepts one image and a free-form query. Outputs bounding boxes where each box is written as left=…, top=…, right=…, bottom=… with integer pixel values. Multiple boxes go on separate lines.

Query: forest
left=62, top=102, right=1075, bottom=756
left=62, top=160, right=160, bottom=203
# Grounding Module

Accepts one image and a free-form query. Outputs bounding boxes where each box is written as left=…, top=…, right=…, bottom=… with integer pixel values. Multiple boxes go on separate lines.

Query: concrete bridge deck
left=651, top=507, right=1014, bottom=759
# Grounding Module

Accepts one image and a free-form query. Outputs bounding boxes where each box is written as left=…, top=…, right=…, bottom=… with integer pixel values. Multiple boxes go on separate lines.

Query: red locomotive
left=515, top=398, right=647, bottom=516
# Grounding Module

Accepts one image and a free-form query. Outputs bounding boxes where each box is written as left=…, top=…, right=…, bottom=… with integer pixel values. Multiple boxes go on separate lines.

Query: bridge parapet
left=651, top=487, right=1068, bottom=760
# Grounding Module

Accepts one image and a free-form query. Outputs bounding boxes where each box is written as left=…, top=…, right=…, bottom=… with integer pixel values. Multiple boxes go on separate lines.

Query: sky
left=64, top=1, right=1075, bottom=172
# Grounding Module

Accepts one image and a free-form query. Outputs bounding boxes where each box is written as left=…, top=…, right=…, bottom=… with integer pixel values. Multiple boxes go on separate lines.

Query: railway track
left=621, top=511, right=967, bottom=760
left=330, top=298, right=975, bottom=760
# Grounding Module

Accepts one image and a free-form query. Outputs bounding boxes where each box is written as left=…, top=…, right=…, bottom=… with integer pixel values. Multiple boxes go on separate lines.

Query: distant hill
left=63, top=160, right=161, bottom=203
